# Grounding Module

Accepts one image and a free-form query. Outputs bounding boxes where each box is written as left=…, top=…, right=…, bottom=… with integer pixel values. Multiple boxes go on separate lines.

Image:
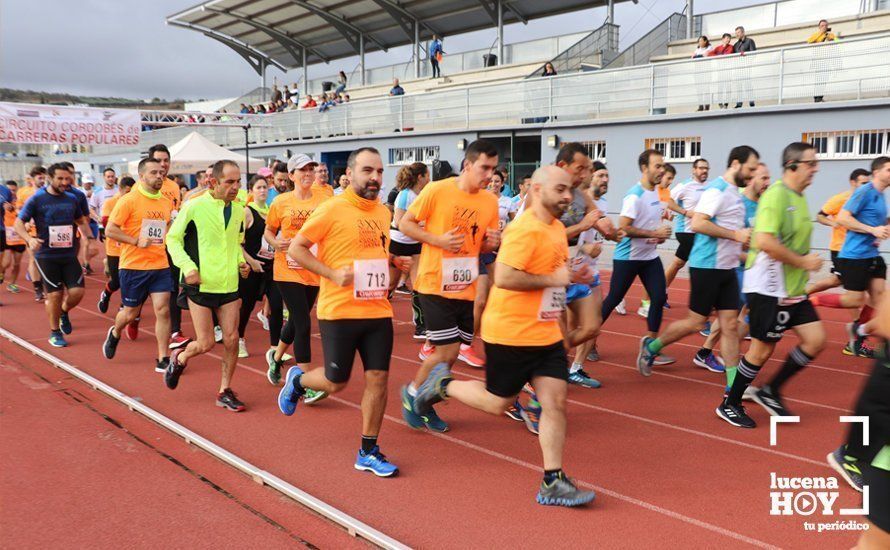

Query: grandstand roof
left=167, top=0, right=634, bottom=72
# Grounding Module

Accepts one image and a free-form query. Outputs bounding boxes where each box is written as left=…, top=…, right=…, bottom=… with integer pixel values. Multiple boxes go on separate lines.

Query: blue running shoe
left=699, top=320, right=711, bottom=337
left=565, top=284, right=591, bottom=305
left=693, top=352, right=725, bottom=373
left=536, top=476, right=595, bottom=507
left=568, top=368, right=601, bottom=388
left=413, top=363, right=451, bottom=415
left=520, top=404, right=540, bottom=435
left=354, top=445, right=398, bottom=477
left=420, top=407, right=449, bottom=433
left=48, top=330, right=67, bottom=348
left=277, top=366, right=305, bottom=416
left=636, top=336, right=656, bottom=377
left=400, top=386, right=425, bottom=430
left=505, top=400, right=523, bottom=422
left=59, top=312, right=72, bottom=335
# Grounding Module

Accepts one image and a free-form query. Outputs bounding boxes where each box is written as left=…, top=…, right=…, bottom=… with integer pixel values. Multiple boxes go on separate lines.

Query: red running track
left=0, top=267, right=871, bottom=548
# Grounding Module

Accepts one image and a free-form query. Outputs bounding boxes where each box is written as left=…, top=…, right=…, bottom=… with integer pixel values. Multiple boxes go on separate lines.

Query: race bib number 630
left=441, top=256, right=478, bottom=293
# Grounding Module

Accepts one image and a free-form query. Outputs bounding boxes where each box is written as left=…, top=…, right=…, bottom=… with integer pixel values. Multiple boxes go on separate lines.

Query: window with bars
left=388, top=146, right=440, bottom=166
left=644, top=137, right=702, bottom=162
left=803, top=130, right=890, bottom=159
left=580, top=140, right=607, bottom=162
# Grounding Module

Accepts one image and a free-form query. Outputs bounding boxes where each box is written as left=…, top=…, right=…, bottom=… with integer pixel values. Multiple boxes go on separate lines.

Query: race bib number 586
left=48, top=225, right=74, bottom=248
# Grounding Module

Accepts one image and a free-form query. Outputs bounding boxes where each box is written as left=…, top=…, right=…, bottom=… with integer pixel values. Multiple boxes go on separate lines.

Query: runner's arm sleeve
left=693, top=187, right=721, bottom=219
left=406, top=182, right=435, bottom=222
left=619, top=194, right=639, bottom=220
left=165, top=200, right=198, bottom=276
left=17, top=197, right=34, bottom=222
left=841, top=186, right=866, bottom=217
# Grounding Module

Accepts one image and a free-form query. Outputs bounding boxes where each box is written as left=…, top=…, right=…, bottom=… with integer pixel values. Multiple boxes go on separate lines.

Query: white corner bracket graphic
left=769, top=416, right=801, bottom=446
left=841, top=485, right=870, bottom=516
left=839, top=416, right=870, bottom=446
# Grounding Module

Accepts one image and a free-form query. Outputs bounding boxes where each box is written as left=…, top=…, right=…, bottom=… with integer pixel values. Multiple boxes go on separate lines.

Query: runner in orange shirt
left=311, top=162, right=334, bottom=198
left=102, top=158, right=176, bottom=372
left=278, top=147, right=411, bottom=477
left=97, top=177, right=134, bottom=313
left=2, top=181, right=26, bottom=293
left=410, top=165, right=595, bottom=506
left=19, top=165, right=46, bottom=301
left=398, top=139, right=501, bottom=432
left=263, top=154, right=328, bottom=393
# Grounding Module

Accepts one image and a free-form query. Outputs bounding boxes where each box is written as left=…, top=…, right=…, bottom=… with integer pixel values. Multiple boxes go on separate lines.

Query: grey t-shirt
left=560, top=187, right=588, bottom=246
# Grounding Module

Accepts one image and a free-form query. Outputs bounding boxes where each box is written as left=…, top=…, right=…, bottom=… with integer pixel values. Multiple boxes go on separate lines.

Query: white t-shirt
left=496, top=195, right=513, bottom=230
left=670, top=179, right=705, bottom=234
left=614, top=183, right=664, bottom=261
left=576, top=197, right=609, bottom=273
left=688, top=177, right=746, bottom=270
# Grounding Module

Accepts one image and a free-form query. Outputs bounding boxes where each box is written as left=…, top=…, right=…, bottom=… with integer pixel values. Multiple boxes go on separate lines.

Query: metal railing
left=605, top=13, right=687, bottom=69
left=528, top=23, right=619, bottom=77
left=693, top=0, right=876, bottom=37
left=92, top=33, right=890, bottom=155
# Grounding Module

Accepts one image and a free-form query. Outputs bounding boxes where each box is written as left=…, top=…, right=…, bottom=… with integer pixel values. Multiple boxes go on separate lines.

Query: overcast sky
left=2, top=0, right=756, bottom=101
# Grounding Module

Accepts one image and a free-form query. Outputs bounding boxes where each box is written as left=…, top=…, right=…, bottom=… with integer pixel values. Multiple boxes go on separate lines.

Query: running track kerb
left=0, top=270, right=868, bottom=548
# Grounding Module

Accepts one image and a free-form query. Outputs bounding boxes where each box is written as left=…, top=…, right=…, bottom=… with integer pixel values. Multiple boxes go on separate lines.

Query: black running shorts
left=688, top=267, right=740, bottom=316
left=675, top=232, right=695, bottom=262
left=319, top=318, right=393, bottom=384
left=484, top=341, right=568, bottom=397
left=746, top=293, right=819, bottom=343
left=418, top=293, right=474, bottom=346
left=181, top=285, right=240, bottom=309
left=34, top=256, right=84, bottom=293
left=837, top=256, right=887, bottom=292
left=388, top=240, right=421, bottom=257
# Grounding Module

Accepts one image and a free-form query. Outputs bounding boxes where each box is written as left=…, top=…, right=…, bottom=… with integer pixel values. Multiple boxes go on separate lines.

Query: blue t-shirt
left=17, top=187, right=89, bottom=259
left=267, top=187, right=281, bottom=205
left=839, top=182, right=887, bottom=259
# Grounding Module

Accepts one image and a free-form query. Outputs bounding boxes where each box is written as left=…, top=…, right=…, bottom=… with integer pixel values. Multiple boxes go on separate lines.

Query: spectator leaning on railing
left=389, top=78, right=405, bottom=96
left=733, top=26, right=756, bottom=108
left=807, top=19, right=838, bottom=103
left=541, top=62, right=557, bottom=77
left=709, top=33, right=734, bottom=109
left=692, top=36, right=714, bottom=112
left=335, top=71, right=347, bottom=94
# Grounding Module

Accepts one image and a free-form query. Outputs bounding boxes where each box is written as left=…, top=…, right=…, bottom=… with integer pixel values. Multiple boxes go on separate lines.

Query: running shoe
left=615, top=299, right=626, bottom=315
left=354, top=445, right=398, bottom=477
left=413, top=363, right=451, bottom=415
left=418, top=341, right=434, bottom=361
left=256, top=310, right=269, bottom=331
left=693, top=352, right=725, bottom=373
left=842, top=341, right=875, bottom=358
left=458, top=344, right=484, bottom=367
left=238, top=338, right=248, bottom=358
left=168, top=332, right=190, bottom=350
left=102, top=326, right=120, bottom=359
left=586, top=347, right=600, bottom=362
left=97, top=290, right=110, bottom=313
left=652, top=354, right=676, bottom=366
left=413, top=326, right=427, bottom=340
left=394, top=284, right=411, bottom=295
left=536, top=476, right=595, bottom=507
left=59, top=312, right=72, bottom=335
left=125, top=318, right=140, bottom=340
left=751, top=385, right=793, bottom=417
left=165, top=348, right=186, bottom=390
left=636, top=336, right=656, bottom=377
left=637, top=300, right=650, bottom=318
left=742, top=385, right=757, bottom=401
left=420, top=407, right=449, bottom=433
left=83, top=263, right=94, bottom=275
left=568, top=368, right=601, bottom=388
left=214, top=325, right=223, bottom=343
left=400, top=386, right=425, bottom=429
left=266, top=348, right=283, bottom=385
left=520, top=405, right=540, bottom=435
left=846, top=322, right=867, bottom=356
left=48, top=330, right=67, bottom=348
left=505, top=400, right=523, bottom=422
left=522, top=382, right=537, bottom=397
left=34, top=289, right=45, bottom=302
left=304, top=389, right=328, bottom=405
left=827, top=446, right=864, bottom=492
left=278, top=366, right=305, bottom=416
left=7, top=283, right=19, bottom=294
left=699, top=320, right=712, bottom=337
left=155, top=357, right=169, bottom=374
left=715, top=400, right=756, bottom=428
left=216, top=388, right=246, bottom=412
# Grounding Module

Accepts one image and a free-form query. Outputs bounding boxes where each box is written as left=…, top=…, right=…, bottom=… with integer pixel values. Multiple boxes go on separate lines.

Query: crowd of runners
left=0, top=139, right=887, bottom=541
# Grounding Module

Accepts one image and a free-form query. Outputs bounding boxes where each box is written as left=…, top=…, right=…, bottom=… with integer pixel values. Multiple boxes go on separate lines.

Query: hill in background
left=0, top=88, right=185, bottom=110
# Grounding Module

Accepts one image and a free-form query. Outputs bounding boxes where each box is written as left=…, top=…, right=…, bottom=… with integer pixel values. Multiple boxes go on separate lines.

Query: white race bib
left=538, top=287, right=566, bottom=321
left=170, top=209, right=179, bottom=221
left=140, top=219, right=166, bottom=245
left=48, top=225, right=74, bottom=248
left=353, top=259, right=389, bottom=300
left=441, top=256, right=478, bottom=293
left=5, top=226, right=16, bottom=241
left=497, top=218, right=507, bottom=231
left=257, top=236, right=274, bottom=260
left=286, top=243, right=318, bottom=269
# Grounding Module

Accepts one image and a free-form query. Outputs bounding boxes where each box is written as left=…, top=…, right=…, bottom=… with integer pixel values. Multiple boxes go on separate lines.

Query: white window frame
left=580, top=140, right=607, bottom=162
left=644, top=137, right=702, bottom=163
left=804, top=129, right=890, bottom=160
left=388, top=145, right=440, bottom=166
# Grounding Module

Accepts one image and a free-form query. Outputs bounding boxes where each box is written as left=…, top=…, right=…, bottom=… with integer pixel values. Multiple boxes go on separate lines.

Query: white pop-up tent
left=128, top=131, right=264, bottom=175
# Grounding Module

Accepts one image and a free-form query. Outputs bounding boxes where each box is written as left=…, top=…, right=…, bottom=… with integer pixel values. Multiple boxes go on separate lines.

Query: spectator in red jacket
left=709, top=33, right=734, bottom=108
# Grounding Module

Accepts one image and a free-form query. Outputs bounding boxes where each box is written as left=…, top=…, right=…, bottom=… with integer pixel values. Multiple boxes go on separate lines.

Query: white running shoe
left=615, top=299, right=627, bottom=315
left=214, top=325, right=223, bottom=343
left=637, top=301, right=650, bottom=318
left=238, top=338, right=248, bottom=358
left=256, top=311, right=269, bottom=331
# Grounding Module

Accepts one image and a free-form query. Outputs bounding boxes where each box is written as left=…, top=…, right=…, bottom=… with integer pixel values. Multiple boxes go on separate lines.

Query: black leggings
left=106, top=255, right=120, bottom=293
left=168, top=257, right=181, bottom=333
left=845, top=353, right=890, bottom=465
left=272, top=281, right=319, bottom=363
left=237, top=268, right=273, bottom=338
left=602, top=258, right=666, bottom=333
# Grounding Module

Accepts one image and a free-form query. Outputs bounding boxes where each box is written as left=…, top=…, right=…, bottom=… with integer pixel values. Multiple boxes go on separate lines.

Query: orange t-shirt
left=481, top=210, right=569, bottom=347
left=16, top=186, right=38, bottom=236
left=4, top=209, right=24, bottom=245
left=109, top=185, right=174, bottom=270
left=311, top=182, right=334, bottom=199
left=101, top=192, right=124, bottom=257
left=299, top=188, right=393, bottom=321
left=821, top=190, right=853, bottom=252
left=408, top=177, right=499, bottom=301
left=161, top=178, right=183, bottom=214
left=265, top=190, right=327, bottom=285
